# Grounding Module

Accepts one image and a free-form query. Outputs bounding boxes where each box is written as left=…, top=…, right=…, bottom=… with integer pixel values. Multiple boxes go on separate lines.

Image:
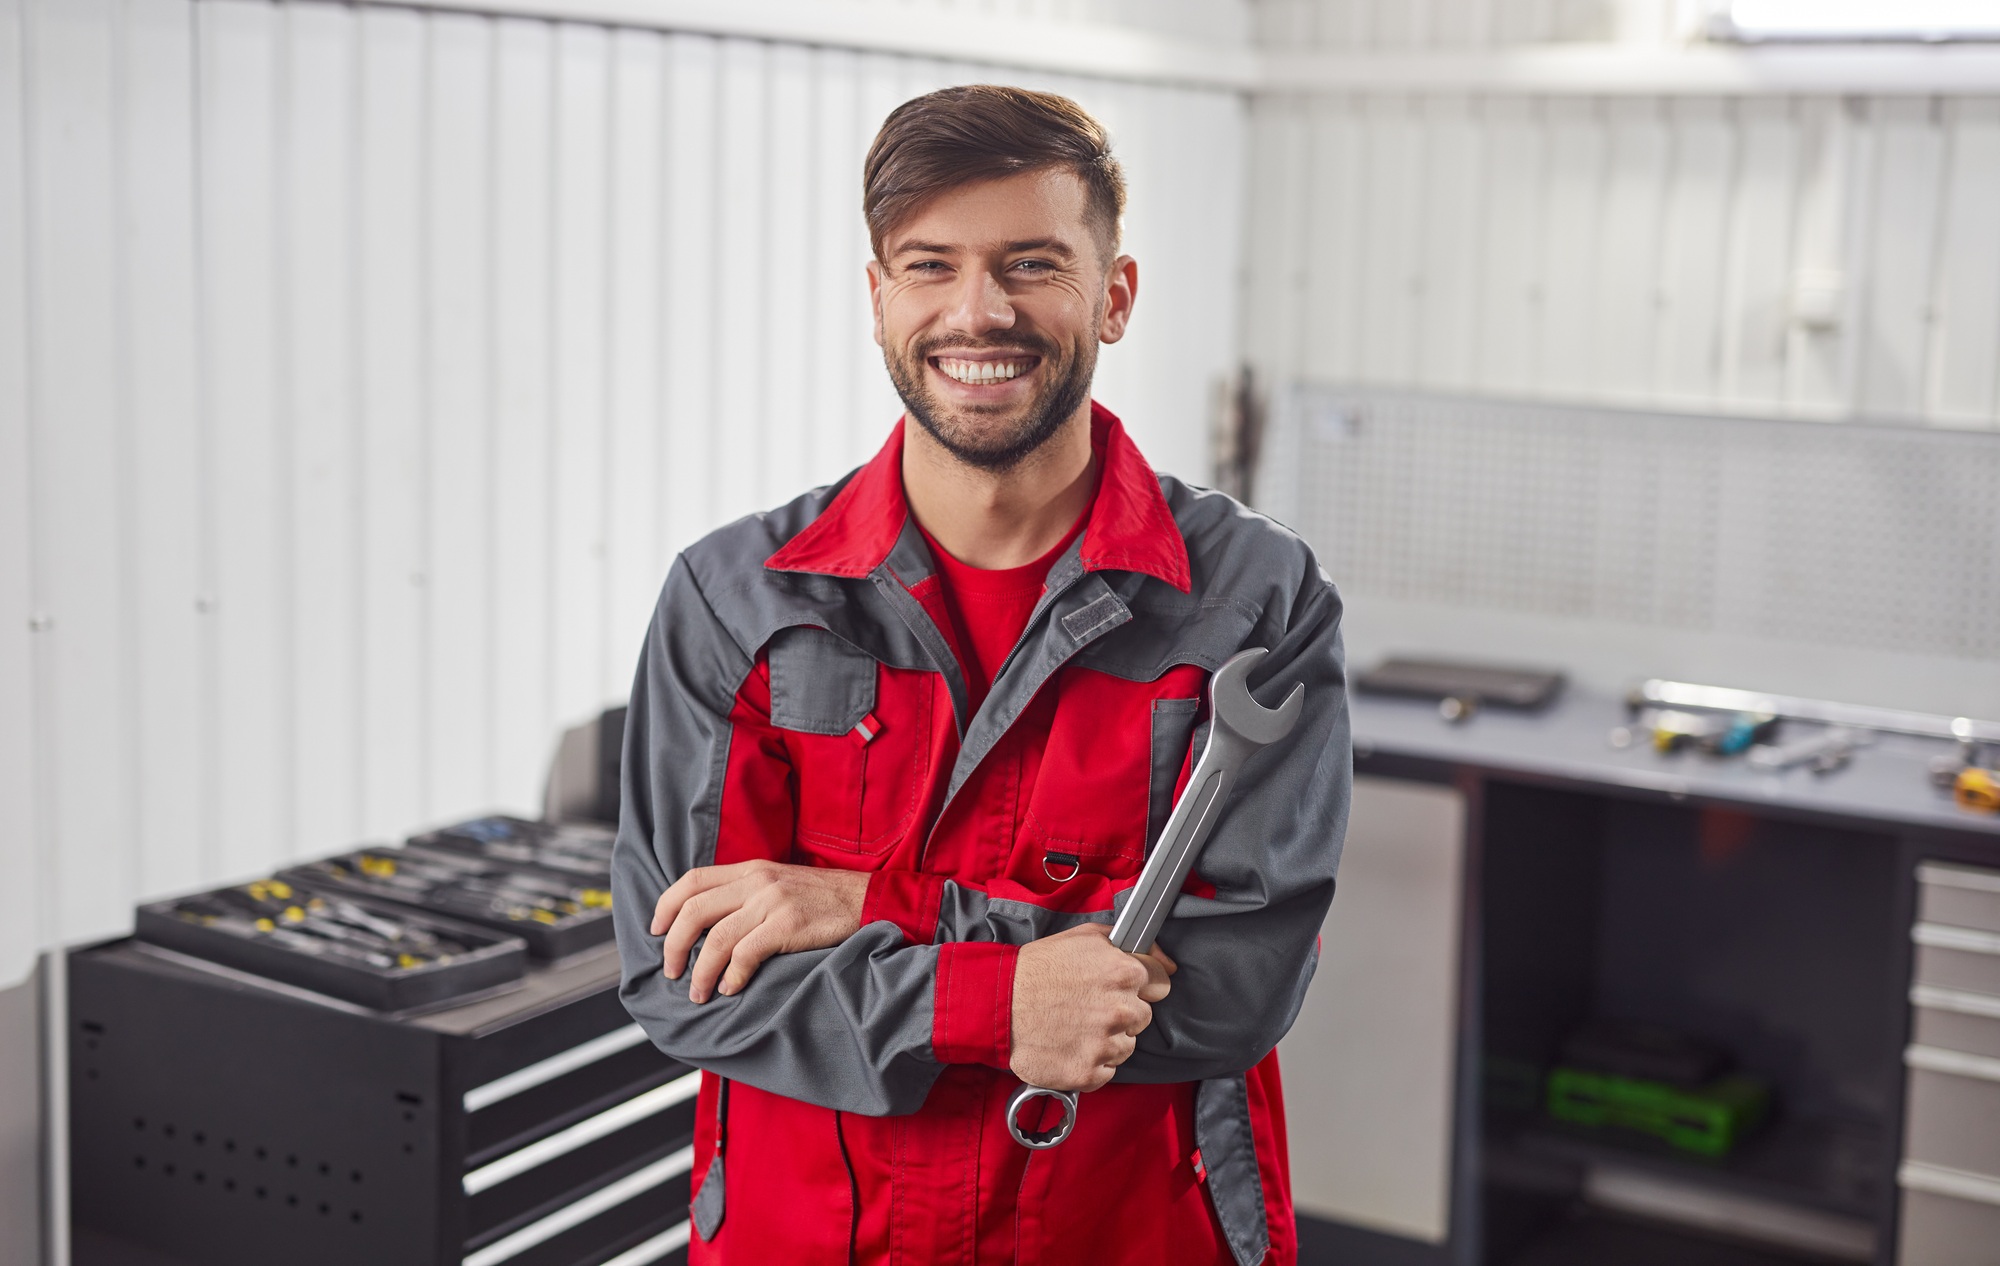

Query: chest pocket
left=767, top=626, right=930, bottom=858
left=1018, top=663, right=1209, bottom=890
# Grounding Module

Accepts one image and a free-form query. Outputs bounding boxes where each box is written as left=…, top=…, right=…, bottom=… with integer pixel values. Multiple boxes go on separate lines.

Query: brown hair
left=863, top=85, right=1126, bottom=264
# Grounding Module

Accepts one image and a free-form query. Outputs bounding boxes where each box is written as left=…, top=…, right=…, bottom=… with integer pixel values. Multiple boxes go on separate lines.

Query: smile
left=932, top=356, right=1038, bottom=385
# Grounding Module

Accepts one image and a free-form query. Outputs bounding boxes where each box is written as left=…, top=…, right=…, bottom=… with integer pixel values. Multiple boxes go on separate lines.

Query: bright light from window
left=1715, top=0, right=2000, bottom=40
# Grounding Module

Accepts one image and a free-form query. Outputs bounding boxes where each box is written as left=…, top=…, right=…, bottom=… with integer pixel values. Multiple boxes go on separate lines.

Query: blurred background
left=4, top=1, right=1999, bottom=1264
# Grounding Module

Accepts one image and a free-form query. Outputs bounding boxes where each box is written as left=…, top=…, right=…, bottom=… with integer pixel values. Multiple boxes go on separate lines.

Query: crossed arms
left=610, top=556, right=1350, bottom=1117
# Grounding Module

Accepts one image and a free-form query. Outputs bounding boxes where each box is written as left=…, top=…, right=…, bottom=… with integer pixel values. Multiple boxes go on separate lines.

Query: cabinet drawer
left=1912, top=988, right=2000, bottom=1062
left=1920, top=863, right=2000, bottom=937
left=1913, top=924, right=2000, bottom=998
left=1903, top=1050, right=2000, bottom=1181
left=1897, top=1166, right=2000, bottom=1266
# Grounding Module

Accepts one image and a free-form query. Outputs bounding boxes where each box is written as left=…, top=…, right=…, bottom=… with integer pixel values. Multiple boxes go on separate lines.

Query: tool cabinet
left=1897, top=862, right=2000, bottom=1266
left=1289, top=686, right=2000, bottom=1266
left=69, top=938, right=695, bottom=1266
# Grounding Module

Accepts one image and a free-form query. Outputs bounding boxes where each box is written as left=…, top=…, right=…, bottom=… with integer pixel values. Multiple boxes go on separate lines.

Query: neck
left=902, top=404, right=1097, bottom=570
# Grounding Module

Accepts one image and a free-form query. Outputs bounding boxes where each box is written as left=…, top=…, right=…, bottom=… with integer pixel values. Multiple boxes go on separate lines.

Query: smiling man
left=612, top=86, right=1350, bottom=1266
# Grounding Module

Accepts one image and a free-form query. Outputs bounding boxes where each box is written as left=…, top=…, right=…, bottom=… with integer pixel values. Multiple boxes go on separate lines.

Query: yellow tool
left=1956, top=768, right=2000, bottom=814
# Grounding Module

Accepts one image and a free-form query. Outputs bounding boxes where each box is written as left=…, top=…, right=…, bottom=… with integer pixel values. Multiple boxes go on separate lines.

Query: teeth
left=937, top=357, right=1029, bottom=385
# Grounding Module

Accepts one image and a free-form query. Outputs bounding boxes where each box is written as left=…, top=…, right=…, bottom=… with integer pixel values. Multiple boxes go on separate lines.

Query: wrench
left=1006, top=647, right=1305, bottom=1149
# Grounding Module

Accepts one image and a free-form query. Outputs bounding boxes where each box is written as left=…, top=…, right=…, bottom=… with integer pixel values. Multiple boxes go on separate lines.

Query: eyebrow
left=891, top=238, right=1079, bottom=260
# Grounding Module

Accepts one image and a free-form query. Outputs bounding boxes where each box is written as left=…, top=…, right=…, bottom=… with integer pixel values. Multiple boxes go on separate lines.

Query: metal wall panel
left=1931, top=99, right=2000, bottom=428
left=1268, top=386, right=2000, bottom=716
left=286, top=2, right=365, bottom=862
left=356, top=4, right=427, bottom=842
left=1244, top=89, right=2000, bottom=429
left=422, top=11, right=497, bottom=829
left=0, top=0, right=40, bottom=988
left=603, top=25, right=669, bottom=700
left=30, top=0, right=138, bottom=947
left=199, top=0, right=288, bottom=884
left=1255, top=0, right=1682, bottom=47
left=2, top=0, right=1247, bottom=985
left=123, top=0, right=208, bottom=900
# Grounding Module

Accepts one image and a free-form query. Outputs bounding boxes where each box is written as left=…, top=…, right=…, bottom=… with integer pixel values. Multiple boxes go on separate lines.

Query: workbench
left=1287, top=686, right=2000, bottom=1266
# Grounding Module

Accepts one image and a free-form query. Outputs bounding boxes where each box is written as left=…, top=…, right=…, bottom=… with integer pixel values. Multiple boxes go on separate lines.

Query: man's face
left=867, top=169, right=1135, bottom=472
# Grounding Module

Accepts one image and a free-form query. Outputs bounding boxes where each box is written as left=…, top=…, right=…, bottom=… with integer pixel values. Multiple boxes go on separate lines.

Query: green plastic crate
left=1546, top=1066, right=1770, bottom=1157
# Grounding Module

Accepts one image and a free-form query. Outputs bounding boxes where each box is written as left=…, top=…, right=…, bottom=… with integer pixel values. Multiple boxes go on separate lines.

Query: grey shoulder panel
left=1160, top=474, right=1338, bottom=644
left=674, top=475, right=943, bottom=675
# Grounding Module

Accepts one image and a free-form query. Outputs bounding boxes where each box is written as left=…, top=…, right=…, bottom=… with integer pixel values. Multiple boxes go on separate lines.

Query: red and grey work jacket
left=612, top=404, right=1351, bottom=1266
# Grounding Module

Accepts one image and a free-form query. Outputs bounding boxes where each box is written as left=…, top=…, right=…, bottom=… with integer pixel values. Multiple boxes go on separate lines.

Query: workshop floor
left=1508, top=1212, right=1852, bottom=1266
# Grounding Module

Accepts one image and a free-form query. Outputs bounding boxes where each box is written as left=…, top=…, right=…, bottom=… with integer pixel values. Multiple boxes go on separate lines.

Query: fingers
left=1136, top=952, right=1172, bottom=1004
left=1144, top=942, right=1178, bottom=975
left=686, top=906, right=757, bottom=1004
left=649, top=863, right=747, bottom=937
left=660, top=881, right=751, bottom=980
left=1121, top=996, right=1154, bottom=1038
left=716, top=922, right=786, bottom=999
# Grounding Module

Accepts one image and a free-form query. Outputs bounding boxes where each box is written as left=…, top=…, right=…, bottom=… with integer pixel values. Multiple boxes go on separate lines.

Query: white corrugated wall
left=1243, top=0, right=2000, bottom=427
left=1238, top=0, right=2000, bottom=723
left=0, top=0, right=1250, bottom=988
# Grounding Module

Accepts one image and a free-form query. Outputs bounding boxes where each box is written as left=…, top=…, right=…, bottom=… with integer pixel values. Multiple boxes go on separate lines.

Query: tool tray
left=282, top=844, right=615, bottom=960
left=134, top=878, right=527, bottom=1012
left=406, top=813, right=615, bottom=882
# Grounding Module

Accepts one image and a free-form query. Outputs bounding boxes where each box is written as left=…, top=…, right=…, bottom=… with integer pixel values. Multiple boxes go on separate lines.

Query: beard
left=884, top=324, right=1098, bottom=473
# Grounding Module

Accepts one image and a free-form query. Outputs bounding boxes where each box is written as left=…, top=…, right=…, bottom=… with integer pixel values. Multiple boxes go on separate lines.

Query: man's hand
left=1009, top=924, right=1176, bottom=1093
left=650, top=861, right=868, bottom=1004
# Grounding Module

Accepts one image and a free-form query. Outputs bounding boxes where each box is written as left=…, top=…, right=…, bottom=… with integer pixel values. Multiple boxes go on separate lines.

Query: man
left=612, top=85, right=1349, bottom=1266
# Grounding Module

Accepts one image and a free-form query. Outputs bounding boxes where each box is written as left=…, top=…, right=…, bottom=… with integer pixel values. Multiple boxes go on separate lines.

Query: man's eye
left=1011, top=259, right=1054, bottom=275
left=907, top=260, right=950, bottom=274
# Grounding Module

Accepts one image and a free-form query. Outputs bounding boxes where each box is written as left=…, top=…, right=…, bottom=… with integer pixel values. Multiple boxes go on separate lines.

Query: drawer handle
left=462, top=1148, right=694, bottom=1266
left=1910, top=984, right=2000, bottom=1020
left=464, top=1024, right=651, bottom=1112
left=1913, top=922, right=2000, bottom=957
left=1899, top=1159, right=2000, bottom=1210
left=1905, top=1043, right=2000, bottom=1085
left=463, top=1070, right=701, bottom=1194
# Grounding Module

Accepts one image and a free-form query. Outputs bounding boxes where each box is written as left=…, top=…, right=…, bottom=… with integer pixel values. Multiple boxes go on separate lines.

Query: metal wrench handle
left=1007, top=649, right=1304, bottom=1149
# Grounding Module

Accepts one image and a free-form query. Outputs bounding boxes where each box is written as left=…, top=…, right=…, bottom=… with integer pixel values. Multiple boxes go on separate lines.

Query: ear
left=1097, top=254, right=1138, bottom=345
left=866, top=259, right=886, bottom=348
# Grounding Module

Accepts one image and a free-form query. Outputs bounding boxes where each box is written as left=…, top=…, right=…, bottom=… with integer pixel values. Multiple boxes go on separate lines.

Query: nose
left=943, top=266, right=1015, bottom=338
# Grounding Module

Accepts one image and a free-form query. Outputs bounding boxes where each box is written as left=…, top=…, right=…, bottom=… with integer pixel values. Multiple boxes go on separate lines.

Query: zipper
left=910, top=563, right=1096, bottom=871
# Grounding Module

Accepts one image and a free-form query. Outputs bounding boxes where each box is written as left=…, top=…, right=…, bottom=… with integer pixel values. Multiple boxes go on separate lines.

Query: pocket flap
left=768, top=625, right=877, bottom=736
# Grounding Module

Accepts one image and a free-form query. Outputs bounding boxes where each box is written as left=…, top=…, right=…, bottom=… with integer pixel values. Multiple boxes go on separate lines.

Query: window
left=1711, top=0, right=2000, bottom=41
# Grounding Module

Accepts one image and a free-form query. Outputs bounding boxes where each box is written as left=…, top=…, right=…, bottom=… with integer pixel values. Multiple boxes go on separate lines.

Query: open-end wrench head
left=1211, top=648, right=1305, bottom=747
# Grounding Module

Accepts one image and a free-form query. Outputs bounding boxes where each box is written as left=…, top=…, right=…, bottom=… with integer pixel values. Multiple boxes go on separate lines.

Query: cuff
left=861, top=869, right=947, bottom=945
left=932, top=941, right=1018, bottom=1069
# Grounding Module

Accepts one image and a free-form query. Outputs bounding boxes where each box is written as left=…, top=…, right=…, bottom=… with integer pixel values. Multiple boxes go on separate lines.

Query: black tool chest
left=70, top=820, right=697, bottom=1266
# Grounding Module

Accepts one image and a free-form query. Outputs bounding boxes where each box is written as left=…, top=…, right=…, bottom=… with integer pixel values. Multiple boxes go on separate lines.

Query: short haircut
left=863, top=85, right=1126, bottom=265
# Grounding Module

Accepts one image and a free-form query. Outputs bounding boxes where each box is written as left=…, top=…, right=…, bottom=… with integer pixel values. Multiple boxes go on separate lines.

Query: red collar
left=765, top=401, right=1191, bottom=594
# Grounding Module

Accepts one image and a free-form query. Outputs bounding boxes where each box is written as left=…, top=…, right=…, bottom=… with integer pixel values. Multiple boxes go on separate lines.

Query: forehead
left=883, top=168, right=1094, bottom=255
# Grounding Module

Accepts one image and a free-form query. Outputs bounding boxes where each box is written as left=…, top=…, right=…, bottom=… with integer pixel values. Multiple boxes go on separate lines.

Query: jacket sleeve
left=1116, top=572, right=1349, bottom=1082
left=611, top=558, right=1017, bottom=1117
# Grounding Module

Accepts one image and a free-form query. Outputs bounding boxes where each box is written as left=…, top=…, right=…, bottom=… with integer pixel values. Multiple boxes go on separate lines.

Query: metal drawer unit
left=1899, top=863, right=2000, bottom=1265
left=70, top=939, right=696, bottom=1266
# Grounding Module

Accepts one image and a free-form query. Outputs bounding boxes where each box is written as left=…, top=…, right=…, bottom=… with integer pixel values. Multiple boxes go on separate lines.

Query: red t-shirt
left=918, top=508, right=1090, bottom=714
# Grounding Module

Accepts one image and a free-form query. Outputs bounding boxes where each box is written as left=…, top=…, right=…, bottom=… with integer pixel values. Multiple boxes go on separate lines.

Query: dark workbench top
left=1350, top=686, right=2000, bottom=839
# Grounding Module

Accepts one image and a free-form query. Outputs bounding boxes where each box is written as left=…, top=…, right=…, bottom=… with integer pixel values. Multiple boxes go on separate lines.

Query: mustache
left=915, top=333, right=1059, bottom=360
